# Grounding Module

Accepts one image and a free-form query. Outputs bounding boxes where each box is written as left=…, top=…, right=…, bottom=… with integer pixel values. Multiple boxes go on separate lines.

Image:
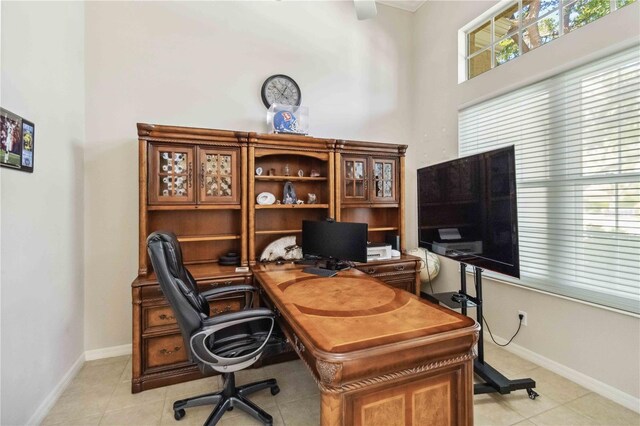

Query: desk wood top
left=253, top=264, right=477, bottom=354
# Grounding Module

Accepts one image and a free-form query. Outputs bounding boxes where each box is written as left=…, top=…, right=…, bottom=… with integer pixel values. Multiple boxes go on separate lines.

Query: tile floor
left=42, top=343, right=639, bottom=426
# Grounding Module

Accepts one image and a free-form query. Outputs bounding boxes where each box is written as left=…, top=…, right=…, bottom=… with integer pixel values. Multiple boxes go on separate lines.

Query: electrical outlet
left=518, top=310, right=528, bottom=326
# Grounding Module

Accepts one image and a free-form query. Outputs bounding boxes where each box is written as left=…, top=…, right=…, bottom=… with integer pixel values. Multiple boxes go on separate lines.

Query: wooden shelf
left=341, top=203, right=399, bottom=209
left=148, top=204, right=241, bottom=211
left=255, top=229, right=302, bottom=235
left=369, top=227, right=399, bottom=232
left=255, top=204, right=329, bottom=210
left=255, top=175, right=327, bottom=182
left=177, top=234, right=241, bottom=243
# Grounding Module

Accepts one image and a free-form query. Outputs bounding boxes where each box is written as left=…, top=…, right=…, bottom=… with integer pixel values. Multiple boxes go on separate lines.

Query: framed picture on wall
left=20, top=119, right=35, bottom=173
left=1, top=107, right=35, bottom=172
left=1, top=108, right=23, bottom=170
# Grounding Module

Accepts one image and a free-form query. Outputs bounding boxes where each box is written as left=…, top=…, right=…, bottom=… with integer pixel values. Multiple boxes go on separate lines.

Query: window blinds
left=458, top=46, right=640, bottom=314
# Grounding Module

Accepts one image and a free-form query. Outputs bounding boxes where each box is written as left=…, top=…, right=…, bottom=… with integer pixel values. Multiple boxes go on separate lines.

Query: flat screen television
left=417, top=146, right=520, bottom=278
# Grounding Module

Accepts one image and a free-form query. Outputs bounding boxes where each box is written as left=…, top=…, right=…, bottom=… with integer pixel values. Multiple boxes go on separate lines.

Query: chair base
left=172, top=372, right=279, bottom=426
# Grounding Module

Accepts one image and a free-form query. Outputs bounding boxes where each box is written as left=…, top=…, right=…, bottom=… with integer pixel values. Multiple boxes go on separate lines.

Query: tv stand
left=423, top=263, right=538, bottom=400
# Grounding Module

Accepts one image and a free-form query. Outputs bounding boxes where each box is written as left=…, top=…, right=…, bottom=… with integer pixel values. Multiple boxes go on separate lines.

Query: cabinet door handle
left=188, top=163, right=193, bottom=188
left=158, top=314, right=175, bottom=321
left=159, top=346, right=181, bottom=355
left=200, top=163, right=205, bottom=189
left=394, top=265, right=406, bottom=271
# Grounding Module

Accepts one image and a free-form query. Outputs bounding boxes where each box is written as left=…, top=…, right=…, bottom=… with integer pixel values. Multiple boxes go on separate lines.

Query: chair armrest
left=202, top=308, right=275, bottom=328
left=201, top=285, right=257, bottom=309
left=201, top=285, right=256, bottom=300
left=191, top=308, right=276, bottom=367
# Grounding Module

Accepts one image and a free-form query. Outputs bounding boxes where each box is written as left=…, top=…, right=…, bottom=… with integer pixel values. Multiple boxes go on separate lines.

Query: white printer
left=366, top=243, right=392, bottom=262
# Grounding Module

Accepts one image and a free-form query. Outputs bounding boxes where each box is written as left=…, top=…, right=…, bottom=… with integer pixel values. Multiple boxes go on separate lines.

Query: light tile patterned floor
left=42, top=344, right=639, bottom=426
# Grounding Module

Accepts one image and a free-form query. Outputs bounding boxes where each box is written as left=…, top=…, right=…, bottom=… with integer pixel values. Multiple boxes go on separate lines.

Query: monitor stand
left=323, top=258, right=350, bottom=271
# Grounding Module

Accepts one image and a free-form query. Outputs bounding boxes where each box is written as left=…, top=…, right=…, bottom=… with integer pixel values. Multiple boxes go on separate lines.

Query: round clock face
left=261, top=74, right=301, bottom=108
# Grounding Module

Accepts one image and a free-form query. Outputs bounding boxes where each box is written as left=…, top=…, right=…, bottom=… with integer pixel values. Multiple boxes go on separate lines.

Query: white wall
left=83, top=1, right=414, bottom=350
left=411, top=0, right=640, bottom=403
left=0, top=2, right=85, bottom=425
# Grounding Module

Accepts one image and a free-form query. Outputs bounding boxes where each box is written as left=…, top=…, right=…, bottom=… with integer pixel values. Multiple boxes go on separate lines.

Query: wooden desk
left=253, top=264, right=479, bottom=426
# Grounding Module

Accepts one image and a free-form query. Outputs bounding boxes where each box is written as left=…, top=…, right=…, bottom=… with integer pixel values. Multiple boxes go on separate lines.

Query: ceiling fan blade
left=354, top=0, right=377, bottom=20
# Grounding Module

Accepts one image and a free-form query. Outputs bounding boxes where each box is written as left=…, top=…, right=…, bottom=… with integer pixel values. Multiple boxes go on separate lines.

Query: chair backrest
left=147, top=231, right=210, bottom=361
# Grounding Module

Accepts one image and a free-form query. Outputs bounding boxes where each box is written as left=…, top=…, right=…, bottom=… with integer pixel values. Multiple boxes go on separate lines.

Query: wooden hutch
left=131, top=123, right=421, bottom=393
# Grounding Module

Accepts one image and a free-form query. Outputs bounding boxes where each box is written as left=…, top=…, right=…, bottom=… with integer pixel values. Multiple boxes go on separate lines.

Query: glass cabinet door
left=342, top=157, right=368, bottom=203
left=149, top=145, right=195, bottom=204
left=372, top=158, right=397, bottom=203
left=198, top=148, right=239, bottom=204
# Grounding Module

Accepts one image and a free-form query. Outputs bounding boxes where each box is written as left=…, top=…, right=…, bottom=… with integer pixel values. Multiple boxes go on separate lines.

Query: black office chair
left=147, top=231, right=283, bottom=426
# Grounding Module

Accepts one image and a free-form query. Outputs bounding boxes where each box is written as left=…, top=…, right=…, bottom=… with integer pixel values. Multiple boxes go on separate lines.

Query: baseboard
left=84, top=343, right=132, bottom=361
left=484, top=336, right=640, bottom=414
left=26, top=352, right=85, bottom=426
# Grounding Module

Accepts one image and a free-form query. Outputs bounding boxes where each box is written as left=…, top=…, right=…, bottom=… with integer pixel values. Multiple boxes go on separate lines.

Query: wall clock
left=261, top=74, right=301, bottom=109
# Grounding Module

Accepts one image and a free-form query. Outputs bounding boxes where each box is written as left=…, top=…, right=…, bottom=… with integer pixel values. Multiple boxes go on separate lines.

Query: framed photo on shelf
left=1, top=107, right=35, bottom=173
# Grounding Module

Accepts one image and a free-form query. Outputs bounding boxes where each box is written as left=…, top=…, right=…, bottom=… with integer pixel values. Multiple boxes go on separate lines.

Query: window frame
left=460, top=0, right=634, bottom=82
left=457, top=46, right=640, bottom=314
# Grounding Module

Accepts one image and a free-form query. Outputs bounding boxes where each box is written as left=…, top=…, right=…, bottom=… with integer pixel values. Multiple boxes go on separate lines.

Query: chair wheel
left=271, top=385, right=280, bottom=396
left=174, top=409, right=186, bottom=420
left=527, top=388, right=539, bottom=400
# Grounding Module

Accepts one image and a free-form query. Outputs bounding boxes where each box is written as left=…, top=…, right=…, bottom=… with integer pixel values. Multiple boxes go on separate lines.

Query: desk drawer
left=144, top=296, right=245, bottom=332
left=358, top=260, right=416, bottom=277
left=144, top=333, right=189, bottom=370
left=383, top=274, right=416, bottom=293
left=198, top=276, right=248, bottom=290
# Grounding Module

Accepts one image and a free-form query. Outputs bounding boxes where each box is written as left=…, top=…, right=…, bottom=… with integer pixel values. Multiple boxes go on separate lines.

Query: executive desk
left=254, top=263, right=480, bottom=426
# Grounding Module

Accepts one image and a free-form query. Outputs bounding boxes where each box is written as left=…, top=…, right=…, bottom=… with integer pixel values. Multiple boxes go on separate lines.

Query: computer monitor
left=302, top=220, right=368, bottom=264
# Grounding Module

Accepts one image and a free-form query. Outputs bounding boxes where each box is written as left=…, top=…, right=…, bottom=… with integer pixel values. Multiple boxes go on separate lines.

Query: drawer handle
left=367, top=268, right=376, bottom=274
left=158, top=314, right=175, bottom=321
left=394, top=265, right=406, bottom=271
left=212, top=305, right=232, bottom=315
left=210, top=281, right=233, bottom=289
left=159, top=346, right=181, bottom=355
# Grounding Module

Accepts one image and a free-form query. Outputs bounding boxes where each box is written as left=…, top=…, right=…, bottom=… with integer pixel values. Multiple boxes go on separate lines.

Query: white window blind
left=459, top=46, right=640, bottom=314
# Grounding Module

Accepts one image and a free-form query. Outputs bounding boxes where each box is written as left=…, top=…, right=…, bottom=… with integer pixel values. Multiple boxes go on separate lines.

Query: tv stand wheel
left=527, top=388, right=539, bottom=400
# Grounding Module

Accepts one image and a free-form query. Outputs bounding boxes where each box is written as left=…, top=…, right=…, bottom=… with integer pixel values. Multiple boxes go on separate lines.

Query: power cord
left=483, top=313, right=523, bottom=347
left=424, top=252, right=435, bottom=294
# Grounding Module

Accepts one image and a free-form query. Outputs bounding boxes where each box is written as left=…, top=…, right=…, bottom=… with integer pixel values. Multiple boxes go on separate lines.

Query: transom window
left=465, top=0, right=637, bottom=80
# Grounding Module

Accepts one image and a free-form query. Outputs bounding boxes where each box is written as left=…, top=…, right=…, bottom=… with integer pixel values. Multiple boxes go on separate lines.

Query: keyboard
left=302, top=267, right=338, bottom=277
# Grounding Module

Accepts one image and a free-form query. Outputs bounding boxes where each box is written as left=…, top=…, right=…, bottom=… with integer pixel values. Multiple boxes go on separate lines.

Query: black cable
left=483, top=314, right=522, bottom=347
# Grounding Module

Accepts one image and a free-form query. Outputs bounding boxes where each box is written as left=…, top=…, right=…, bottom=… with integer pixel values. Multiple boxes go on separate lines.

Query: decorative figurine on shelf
left=307, top=193, right=317, bottom=204
left=297, top=169, right=304, bottom=177
left=296, top=200, right=304, bottom=205
left=283, top=164, right=291, bottom=176
left=255, top=166, right=263, bottom=176
left=283, top=181, right=297, bottom=204
left=268, top=168, right=276, bottom=176
left=310, top=169, right=320, bottom=177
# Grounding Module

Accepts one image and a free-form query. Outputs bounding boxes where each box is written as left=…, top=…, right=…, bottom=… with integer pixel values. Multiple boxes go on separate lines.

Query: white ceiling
left=377, top=0, right=427, bottom=13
